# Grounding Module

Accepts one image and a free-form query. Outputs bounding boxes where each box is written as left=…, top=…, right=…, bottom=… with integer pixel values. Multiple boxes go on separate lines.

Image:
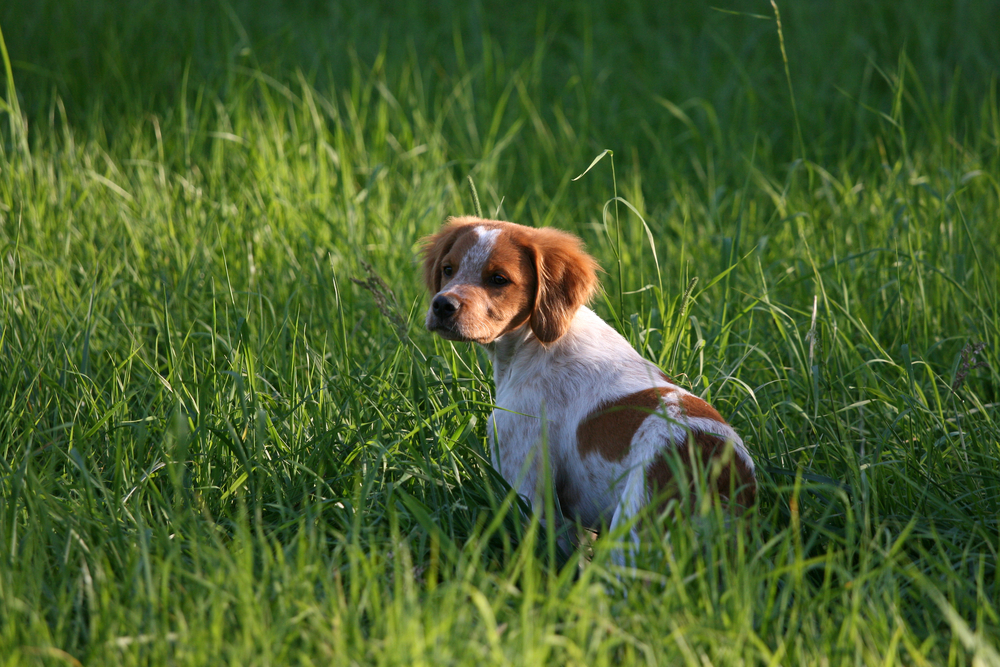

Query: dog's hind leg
left=608, top=466, right=648, bottom=570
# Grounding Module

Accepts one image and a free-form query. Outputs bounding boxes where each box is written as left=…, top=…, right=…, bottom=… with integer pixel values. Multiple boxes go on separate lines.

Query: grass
left=1, top=0, right=999, bottom=664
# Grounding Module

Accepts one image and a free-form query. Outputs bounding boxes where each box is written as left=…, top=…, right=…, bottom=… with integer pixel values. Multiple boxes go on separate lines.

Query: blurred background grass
left=1, top=0, right=999, bottom=664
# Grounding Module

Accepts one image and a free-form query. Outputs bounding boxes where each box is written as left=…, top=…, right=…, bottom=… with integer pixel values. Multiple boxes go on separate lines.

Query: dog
left=421, top=216, right=756, bottom=561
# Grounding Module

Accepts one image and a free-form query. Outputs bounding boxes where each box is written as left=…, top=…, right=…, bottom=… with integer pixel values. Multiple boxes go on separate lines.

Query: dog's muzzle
left=431, top=294, right=460, bottom=320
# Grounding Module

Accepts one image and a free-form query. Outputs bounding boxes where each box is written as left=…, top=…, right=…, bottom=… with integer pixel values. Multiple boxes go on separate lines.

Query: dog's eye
left=490, top=274, right=509, bottom=286
left=442, top=265, right=453, bottom=277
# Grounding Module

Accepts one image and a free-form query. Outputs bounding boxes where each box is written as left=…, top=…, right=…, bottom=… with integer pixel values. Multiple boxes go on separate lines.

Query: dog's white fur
left=422, top=217, right=755, bottom=557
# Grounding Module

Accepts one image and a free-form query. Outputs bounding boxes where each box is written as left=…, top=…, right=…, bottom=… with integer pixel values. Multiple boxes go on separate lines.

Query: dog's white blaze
left=452, top=226, right=500, bottom=284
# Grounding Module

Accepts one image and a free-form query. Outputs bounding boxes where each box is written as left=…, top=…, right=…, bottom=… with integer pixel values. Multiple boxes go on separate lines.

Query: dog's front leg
left=489, top=409, right=575, bottom=555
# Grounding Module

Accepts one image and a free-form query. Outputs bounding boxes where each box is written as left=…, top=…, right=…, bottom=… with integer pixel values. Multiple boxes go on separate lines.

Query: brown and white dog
left=422, top=216, right=755, bottom=560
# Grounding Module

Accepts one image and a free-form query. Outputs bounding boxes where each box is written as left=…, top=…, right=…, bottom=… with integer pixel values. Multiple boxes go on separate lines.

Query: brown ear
left=527, top=227, right=599, bottom=343
left=420, top=218, right=473, bottom=293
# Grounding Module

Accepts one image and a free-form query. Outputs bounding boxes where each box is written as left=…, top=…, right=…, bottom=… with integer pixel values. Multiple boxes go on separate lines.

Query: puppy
left=422, top=216, right=755, bottom=560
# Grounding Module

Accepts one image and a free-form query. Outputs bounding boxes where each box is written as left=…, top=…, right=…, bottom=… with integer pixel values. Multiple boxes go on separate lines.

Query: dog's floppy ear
left=420, top=218, right=473, bottom=293
left=527, top=227, right=599, bottom=343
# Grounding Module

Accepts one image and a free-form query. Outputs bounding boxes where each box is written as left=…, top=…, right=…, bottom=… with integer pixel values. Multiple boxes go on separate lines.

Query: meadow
left=1, top=0, right=999, bottom=664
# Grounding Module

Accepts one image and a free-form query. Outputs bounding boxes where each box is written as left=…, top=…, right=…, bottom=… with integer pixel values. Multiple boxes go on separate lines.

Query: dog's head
left=421, top=216, right=598, bottom=344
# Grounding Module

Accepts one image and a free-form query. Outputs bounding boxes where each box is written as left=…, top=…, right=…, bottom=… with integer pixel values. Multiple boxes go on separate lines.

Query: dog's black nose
left=432, top=294, right=459, bottom=319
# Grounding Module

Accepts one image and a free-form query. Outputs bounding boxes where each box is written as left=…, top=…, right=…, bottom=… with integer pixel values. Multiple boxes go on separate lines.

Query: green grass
left=2, top=0, right=999, bottom=664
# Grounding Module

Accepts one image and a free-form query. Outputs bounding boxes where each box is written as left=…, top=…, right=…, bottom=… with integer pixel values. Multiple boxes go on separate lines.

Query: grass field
left=2, top=0, right=999, bottom=664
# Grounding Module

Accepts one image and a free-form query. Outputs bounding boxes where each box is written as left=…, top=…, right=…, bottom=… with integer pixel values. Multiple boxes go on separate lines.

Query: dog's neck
left=483, top=320, right=543, bottom=391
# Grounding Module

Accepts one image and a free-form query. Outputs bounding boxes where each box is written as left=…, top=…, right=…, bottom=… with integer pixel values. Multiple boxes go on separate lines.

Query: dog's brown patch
left=525, top=227, right=599, bottom=343
left=679, top=393, right=726, bottom=423
left=421, top=219, right=480, bottom=293
left=646, top=431, right=756, bottom=511
left=485, top=227, right=539, bottom=336
left=577, top=387, right=674, bottom=462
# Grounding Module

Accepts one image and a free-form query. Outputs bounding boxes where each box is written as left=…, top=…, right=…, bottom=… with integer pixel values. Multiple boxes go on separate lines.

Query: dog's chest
left=489, top=376, right=577, bottom=468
